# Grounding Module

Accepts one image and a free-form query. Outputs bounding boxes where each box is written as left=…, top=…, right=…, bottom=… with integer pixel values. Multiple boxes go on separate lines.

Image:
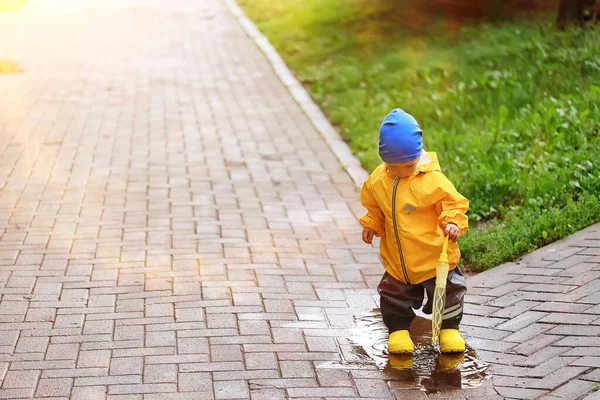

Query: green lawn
left=237, top=0, right=600, bottom=271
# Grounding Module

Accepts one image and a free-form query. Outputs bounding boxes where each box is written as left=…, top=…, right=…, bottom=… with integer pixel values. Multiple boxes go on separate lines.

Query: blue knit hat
left=378, top=108, right=423, bottom=164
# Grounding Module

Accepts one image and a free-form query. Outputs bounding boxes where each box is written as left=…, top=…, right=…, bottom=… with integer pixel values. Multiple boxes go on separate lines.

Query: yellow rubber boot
left=437, top=353, right=464, bottom=372
left=439, top=329, right=465, bottom=353
left=388, top=330, right=414, bottom=354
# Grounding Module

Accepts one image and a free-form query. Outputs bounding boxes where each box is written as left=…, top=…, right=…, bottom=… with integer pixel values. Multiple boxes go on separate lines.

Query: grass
left=237, top=0, right=600, bottom=271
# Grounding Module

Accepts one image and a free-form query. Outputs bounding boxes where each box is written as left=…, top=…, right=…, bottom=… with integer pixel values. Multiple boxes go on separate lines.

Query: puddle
left=319, top=308, right=489, bottom=393
left=0, top=60, right=24, bottom=74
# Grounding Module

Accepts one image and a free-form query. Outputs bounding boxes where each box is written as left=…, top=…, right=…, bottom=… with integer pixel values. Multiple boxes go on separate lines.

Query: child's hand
left=362, top=228, right=376, bottom=244
left=444, top=223, right=460, bottom=242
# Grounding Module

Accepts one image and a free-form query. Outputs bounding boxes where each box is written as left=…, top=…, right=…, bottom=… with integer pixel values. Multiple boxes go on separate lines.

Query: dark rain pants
left=378, top=267, right=467, bottom=333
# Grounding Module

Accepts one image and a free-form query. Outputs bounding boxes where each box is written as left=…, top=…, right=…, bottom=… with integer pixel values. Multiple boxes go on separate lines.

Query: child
left=360, top=108, right=469, bottom=354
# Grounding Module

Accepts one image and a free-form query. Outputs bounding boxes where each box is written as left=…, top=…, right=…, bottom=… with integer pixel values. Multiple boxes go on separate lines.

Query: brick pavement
left=1, top=0, right=600, bottom=399
left=464, top=223, right=600, bottom=400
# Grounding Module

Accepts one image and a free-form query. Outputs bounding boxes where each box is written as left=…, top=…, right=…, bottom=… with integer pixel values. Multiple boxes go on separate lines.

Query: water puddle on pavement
left=318, top=308, right=489, bottom=393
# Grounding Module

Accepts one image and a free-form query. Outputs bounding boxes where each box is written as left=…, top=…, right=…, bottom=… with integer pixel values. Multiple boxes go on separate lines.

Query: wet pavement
left=328, top=309, right=489, bottom=392
left=1, top=0, right=600, bottom=398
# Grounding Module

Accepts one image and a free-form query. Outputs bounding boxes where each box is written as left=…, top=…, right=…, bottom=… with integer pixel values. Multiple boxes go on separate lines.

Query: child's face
left=386, top=159, right=418, bottom=178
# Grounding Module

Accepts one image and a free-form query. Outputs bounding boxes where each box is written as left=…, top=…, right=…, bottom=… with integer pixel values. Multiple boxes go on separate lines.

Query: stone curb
left=221, top=0, right=369, bottom=187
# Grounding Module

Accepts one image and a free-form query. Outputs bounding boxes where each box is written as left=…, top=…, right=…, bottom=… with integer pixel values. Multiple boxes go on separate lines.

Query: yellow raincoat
left=360, top=152, right=469, bottom=285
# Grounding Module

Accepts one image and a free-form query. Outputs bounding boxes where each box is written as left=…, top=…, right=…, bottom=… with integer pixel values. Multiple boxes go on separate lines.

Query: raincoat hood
left=379, top=108, right=424, bottom=164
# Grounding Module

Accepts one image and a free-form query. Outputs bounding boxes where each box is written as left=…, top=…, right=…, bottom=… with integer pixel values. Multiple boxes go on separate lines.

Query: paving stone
left=15, top=336, right=49, bottom=353
left=531, top=366, right=590, bottom=389
left=214, top=369, right=279, bottom=381
left=490, top=301, right=542, bottom=318
left=249, top=388, right=286, bottom=400
left=464, top=294, right=496, bottom=305
left=515, top=347, right=570, bottom=367
left=548, top=325, right=600, bottom=336
left=460, top=315, right=507, bottom=328
left=286, top=387, right=356, bottom=397
left=108, top=383, right=177, bottom=395
left=277, top=352, right=340, bottom=362
left=572, top=357, right=600, bottom=368
left=0, top=388, right=36, bottom=399
left=476, top=350, right=526, bottom=365
left=78, top=350, right=111, bottom=369
left=272, top=327, right=305, bottom=343
left=555, top=337, right=600, bottom=347
left=492, top=375, right=539, bottom=388
left=465, top=337, right=516, bottom=353
left=145, top=354, right=209, bottom=365
left=539, top=313, right=598, bottom=325
left=353, top=378, right=393, bottom=398
left=533, top=301, right=593, bottom=313
left=146, top=331, right=176, bottom=348
left=547, top=379, right=598, bottom=399
left=244, top=352, right=278, bottom=370
left=316, top=369, right=353, bottom=387
left=495, top=386, right=549, bottom=399
left=542, top=246, right=583, bottom=262
left=581, top=367, right=600, bottom=382
left=144, top=364, right=177, bottom=383
left=75, top=375, right=142, bottom=387
left=214, top=380, right=250, bottom=400
left=10, top=360, right=76, bottom=371
left=526, top=356, right=580, bottom=378
left=489, top=364, right=533, bottom=377
left=280, top=361, right=315, bottom=378
left=582, top=391, right=600, bottom=400
left=502, top=323, right=554, bottom=343
left=467, top=264, right=521, bottom=289
left=564, top=348, right=600, bottom=357
left=110, top=357, right=143, bottom=376
left=42, top=368, right=107, bottom=379
left=509, top=335, right=562, bottom=356
left=145, top=394, right=213, bottom=400
left=36, top=378, right=73, bottom=397
left=177, top=337, right=209, bottom=354
left=248, top=378, right=318, bottom=390
left=521, top=283, right=577, bottom=293
left=180, top=362, right=245, bottom=373
left=178, top=372, right=212, bottom=392
left=71, top=385, right=107, bottom=400
left=1, top=370, right=40, bottom=389
left=0, top=331, right=19, bottom=347
left=210, top=345, right=243, bottom=362
left=84, top=320, right=114, bottom=335
left=495, top=311, right=549, bottom=332
left=46, top=343, right=80, bottom=361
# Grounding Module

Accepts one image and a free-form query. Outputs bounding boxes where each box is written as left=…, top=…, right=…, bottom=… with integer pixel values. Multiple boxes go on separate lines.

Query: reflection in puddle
left=320, top=309, right=489, bottom=393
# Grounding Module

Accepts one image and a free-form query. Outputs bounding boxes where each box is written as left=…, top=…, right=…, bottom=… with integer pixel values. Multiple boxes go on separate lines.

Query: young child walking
left=360, top=108, right=469, bottom=354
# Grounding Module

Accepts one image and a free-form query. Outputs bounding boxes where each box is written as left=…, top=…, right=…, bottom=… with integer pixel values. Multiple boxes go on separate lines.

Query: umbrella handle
left=435, top=240, right=450, bottom=288
left=440, top=235, right=449, bottom=264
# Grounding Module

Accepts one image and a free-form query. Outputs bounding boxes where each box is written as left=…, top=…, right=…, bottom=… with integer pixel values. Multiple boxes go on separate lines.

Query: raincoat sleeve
left=359, top=181, right=385, bottom=237
left=424, top=172, right=469, bottom=234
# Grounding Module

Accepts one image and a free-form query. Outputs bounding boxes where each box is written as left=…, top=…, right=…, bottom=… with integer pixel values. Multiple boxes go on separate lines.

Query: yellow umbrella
left=431, top=235, right=450, bottom=346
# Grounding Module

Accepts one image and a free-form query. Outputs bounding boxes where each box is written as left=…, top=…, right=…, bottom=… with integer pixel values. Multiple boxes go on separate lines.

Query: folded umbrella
left=431, top=235, right=450, bottom=346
